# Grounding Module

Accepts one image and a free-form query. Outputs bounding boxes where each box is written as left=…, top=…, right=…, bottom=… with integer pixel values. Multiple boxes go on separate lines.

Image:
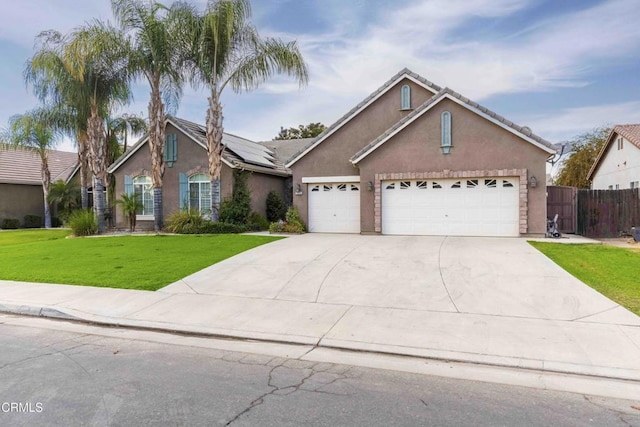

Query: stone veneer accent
left=374, top=169, right=529, bottom=234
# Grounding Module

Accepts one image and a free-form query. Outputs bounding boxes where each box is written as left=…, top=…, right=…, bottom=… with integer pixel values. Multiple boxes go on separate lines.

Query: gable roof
left=351, top=87, right=556, bottom=164
left=587, top=124, right=640, bottom=180
left=258, top=138, right=314, bottom=164
left=285, top=68, right=442, bottom=168
left=108, top=116, right=290, bottom=177
left=0, top=145, right=78, bottom=185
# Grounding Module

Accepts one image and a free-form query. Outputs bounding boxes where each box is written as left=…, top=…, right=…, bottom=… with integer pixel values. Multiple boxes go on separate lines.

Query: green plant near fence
left=67, top=209, right=98, bottom=236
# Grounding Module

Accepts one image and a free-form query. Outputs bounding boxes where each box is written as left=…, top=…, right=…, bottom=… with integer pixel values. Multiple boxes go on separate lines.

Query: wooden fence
left=547, top=186, right=577, bottom=233
left=577, top=188, right=640, bottom=237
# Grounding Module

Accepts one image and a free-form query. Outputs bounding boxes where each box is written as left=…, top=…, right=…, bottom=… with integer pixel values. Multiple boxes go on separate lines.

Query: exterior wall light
left=529, top=175, right=537, bottom=188
left=367, top=181, right=374, bottom=191
left=295, top=184, right=303, bottom=196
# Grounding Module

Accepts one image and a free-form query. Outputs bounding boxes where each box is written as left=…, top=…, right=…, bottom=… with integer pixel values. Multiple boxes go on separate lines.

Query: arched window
left=401, top=85, right=411, bottom=110
left=441, top=111, right=452, bottom=154
left=188, top=173, right=211, bottom=215
left=133, top=176, right=153, bottom=216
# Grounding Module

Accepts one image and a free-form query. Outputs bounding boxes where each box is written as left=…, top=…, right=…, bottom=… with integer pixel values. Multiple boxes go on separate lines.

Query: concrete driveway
left=162, top=234, right=630, bottom=322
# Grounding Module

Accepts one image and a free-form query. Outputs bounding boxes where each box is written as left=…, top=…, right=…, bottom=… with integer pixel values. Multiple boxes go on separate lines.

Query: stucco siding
left=246, top=172, right=286, bottom=218
left=592, top=135, right=640, bottom=189
left=0, top=183, right=44, bottom=226
left=292, top=78, right=436, bottom=227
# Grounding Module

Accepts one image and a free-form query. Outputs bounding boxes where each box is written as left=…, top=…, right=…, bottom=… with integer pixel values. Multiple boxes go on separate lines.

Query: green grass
left=529, top=242, right=640, bottom=315
left=0, top=230, right=282, bottom=291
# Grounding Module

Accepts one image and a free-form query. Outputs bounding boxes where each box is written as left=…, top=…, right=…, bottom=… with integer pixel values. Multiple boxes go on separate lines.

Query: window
left=432, top=182, right=442, bottom=189
left=323, top=185, right=332, bottom=191
left=311, top=185, right=320, bottom=192
left=386, top=183, right=396, bottom=190
left=617, top=137, right=624, bottom=150
left=400, top=181, right=411, bottom=189
left=441, top=111, right=452, bottom=154
left=608, top=185, right=614, bottom=190
left=350, top=184, right=360, bottom=191
left=337, top=184, right=347, bottom=191
left=631, top=181, right=639, bottom=189
left=485, top=179, right=497, bottom=188
left=416, top=181, right=427, bottom=189
left=188, top=174, right=211, bottom=215
left=467, top=179, right=478, bottom=188
left=615, top=184, right=620, bottom=190
left=133, top=176, right=153, bottom=217
left=451, top=181, right=461, bottom=189
left=401, top=85, right=411, bottom=110
left=164, top=134, right=178, bottom=167
left=502, top=180, right=514, bottom=188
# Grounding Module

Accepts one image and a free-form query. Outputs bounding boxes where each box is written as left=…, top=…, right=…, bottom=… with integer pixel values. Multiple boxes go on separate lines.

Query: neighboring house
left=588, top=124, right=640, bottom=190
left=286, top=68, right=556, bottom=237
left=108, top=116, right=301, bottom=230
left=0, top=146, right=77, bottom=226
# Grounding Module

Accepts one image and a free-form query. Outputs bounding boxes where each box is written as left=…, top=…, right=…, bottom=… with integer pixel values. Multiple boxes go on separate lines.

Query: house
left=0, top=146, right=77, bottom=226
left=108, top=116, right=299, bottom=230
left=286, top=68, right=556, bottom=237
left=587, top=125, right=640, bottom=190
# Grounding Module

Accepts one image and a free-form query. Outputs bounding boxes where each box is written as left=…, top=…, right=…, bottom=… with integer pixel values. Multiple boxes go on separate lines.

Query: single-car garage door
left=382, top=177, right=519, bottom=236
left=308, top=182, right=360, bottom=233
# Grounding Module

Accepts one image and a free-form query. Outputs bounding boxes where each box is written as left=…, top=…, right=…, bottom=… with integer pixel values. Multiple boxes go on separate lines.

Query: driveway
left=162, top=234, right=631, bottom=323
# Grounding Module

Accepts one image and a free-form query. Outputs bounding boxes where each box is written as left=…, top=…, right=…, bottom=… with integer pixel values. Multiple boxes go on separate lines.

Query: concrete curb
left=3, top=303, right=640, bottom=385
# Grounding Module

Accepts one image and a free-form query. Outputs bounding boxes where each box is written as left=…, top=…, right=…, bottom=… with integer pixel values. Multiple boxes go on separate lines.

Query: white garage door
left=382, top=178, right=519, bottom=237
left=308, top=183, right=360, bottom=233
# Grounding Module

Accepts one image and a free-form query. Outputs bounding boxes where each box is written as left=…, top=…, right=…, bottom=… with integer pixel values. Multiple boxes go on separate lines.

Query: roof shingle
left=0, top=146, right=77, bottom=185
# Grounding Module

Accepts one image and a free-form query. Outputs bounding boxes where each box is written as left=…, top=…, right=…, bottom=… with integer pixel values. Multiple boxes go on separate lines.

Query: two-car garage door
left=382, top=177, right=520, bottom=236
left=306, top=177, right=520, bottom=236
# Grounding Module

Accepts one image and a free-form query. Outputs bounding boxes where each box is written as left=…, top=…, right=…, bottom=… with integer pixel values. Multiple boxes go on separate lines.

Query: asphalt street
left=1, top=315, right=639, bottom=426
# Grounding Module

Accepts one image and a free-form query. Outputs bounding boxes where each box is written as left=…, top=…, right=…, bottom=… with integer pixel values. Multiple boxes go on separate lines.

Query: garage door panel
left=308, top=182, right=360, bottom=233
left=382, top=178, right=519, bottom=237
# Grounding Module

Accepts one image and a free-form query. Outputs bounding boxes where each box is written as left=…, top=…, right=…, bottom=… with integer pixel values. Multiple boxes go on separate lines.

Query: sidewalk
left=1, top=278, right=639, bottom=386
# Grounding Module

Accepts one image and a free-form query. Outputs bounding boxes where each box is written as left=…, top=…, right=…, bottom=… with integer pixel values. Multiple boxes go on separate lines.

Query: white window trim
left=136, top=215, right=154, bottom=221
left=302, top=175, right=360, bottom=184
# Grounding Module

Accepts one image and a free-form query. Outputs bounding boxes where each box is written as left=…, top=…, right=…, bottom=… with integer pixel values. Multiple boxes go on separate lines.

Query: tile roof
left=258, top=138, right=314, bottom=164
left=351, top=87, right=556, bottom=163
left=587, top=124, right=640, bottom=180
left=109, top=116, right=291, bottom=177
left=285, top=68, right=442, bottom=167
left=0, top=145, right=77, bottom=185
left=614, top=124, right=640, bottom=149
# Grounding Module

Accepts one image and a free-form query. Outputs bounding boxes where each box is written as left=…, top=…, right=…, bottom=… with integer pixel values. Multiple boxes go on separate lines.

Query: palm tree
left=112, top=0, right=191, bottom=232
left=63, top=22, right=133, bottom=233
left=1, top=108, right=63, bottom=228
left=108, top=113, right=147, bottom=153
left=48, top=179, right=80, bottom=222
left=187, top=0, right=308, bottom=221
left=114, top=192, right=143, bottom=232
left=25, top=30, right=93, bottom=209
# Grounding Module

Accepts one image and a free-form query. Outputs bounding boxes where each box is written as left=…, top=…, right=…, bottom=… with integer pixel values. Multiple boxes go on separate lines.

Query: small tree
left=219, top=170, right=252, bottom=225
left=555, top=127, right=611, bottom=188
left=115, top=192, right=143, bottom=232
left=48, top=179, right=80, bottom=222
left=266, top=190, right=286, bottom=222
left=274, top=122, right=326, bottom=140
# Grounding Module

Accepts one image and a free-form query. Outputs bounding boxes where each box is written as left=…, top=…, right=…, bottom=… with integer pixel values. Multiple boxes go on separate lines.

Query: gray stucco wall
left=0, top=183, right=44, bottom=227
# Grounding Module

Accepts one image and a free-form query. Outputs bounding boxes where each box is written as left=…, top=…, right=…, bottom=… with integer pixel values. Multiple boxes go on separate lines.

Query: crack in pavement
left=437, top=236, right=460, bottom=313
left=582, top=394, right=638, bottom=426
left=225, top=361, right=353, bottom=425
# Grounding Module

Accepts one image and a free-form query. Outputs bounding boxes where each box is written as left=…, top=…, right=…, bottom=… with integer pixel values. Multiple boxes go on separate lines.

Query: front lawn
left=0, top=230, right=282, bottom=291
left=529, top=242, right=640, bottom=315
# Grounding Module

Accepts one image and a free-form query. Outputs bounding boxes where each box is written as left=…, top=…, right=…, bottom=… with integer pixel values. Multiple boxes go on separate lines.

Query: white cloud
left=515, top=101, right=640, bottom=143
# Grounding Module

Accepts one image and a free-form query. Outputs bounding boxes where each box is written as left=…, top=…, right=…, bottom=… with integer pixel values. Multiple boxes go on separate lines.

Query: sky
left=1, top=0, right=639, bottom=155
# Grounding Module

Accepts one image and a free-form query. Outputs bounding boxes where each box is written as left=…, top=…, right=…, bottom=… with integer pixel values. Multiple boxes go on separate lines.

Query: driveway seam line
left=570, top=305, right=621, bottom=322
left=314, top=245, right=362, bottom=303
left=316, top=306, right=354, bottom=346
left=438, top=236, right=460, bottom=313
left=121, top=294, right=174, bottom=318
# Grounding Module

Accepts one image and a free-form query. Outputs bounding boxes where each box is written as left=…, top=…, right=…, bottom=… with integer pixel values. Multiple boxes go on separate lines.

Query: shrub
left=165, top=209, right=207, bottom=234
left=269, top=206, right=306, bottom=234
left=67, top=209, right=97, bottom=236
left=219, top=170, right=252, bottom=225
left=198, top=222, right=247, bottom=234
left=1, top=218, right=20, bottom=229
left=23, top=214, right=43, bottom=228
left=115, top=193, right=143, bottom=232
left=51, top=217, right=62, bottom=228
left=266, top=191, right=286, bottom=222
left=247, top=212, right=269, bottom=231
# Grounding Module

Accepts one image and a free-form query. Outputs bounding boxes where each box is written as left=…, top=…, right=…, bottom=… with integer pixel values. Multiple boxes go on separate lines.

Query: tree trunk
left=40, top=154, right=52, bottom=229
left=87, top=103, right=106, bottom=233
left=206, top=88, right=225, bottom=222
left=148, top=81, right=165, bottom=232
left=78, top=132, right=90, bottom=209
